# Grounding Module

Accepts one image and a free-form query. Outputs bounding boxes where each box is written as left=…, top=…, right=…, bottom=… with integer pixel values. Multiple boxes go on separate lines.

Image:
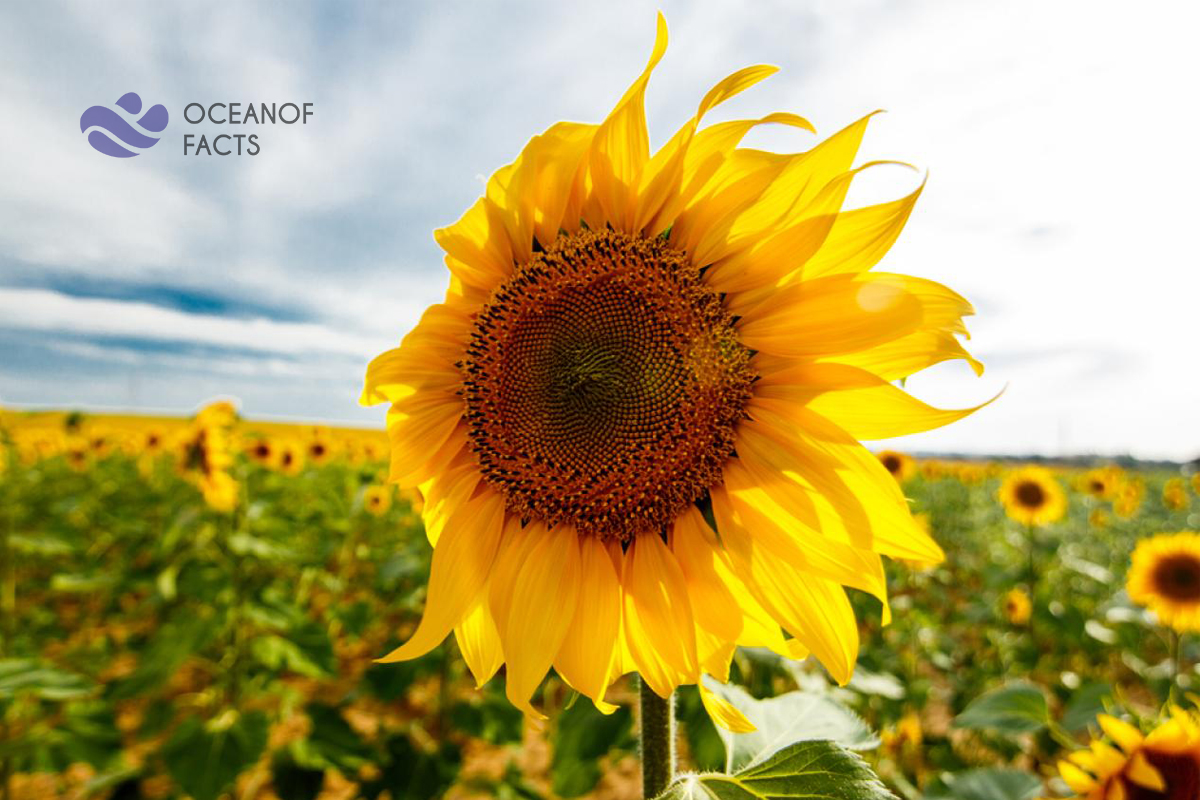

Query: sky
left=1, top=0, right=1197, bottom=460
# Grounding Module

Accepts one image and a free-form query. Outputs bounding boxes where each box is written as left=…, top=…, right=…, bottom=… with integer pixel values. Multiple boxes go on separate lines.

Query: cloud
left=1, top=0, right=1197, bottom=458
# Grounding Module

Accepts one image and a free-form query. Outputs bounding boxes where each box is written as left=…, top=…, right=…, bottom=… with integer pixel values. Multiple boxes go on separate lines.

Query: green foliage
left=162, top=711, right=270, bottom=800
left=953, top=682, right=1049, bottom=735
left=551, top=697, right=635, bottom=796
left=657, top=740, right=893, bottom=800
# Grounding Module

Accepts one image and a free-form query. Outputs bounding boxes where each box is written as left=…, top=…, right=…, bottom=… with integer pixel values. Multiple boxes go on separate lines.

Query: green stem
left=639, top=680, right=674, bottom=799
left=1170, top=630, right=1184, bottom=704
left=1026, top=523, right=1037, bottom=587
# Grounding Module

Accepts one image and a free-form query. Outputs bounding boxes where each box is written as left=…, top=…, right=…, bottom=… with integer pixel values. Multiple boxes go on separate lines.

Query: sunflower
left=244, top=436, right=277, bottom=467
left=1078, top=466, right=1121, bottom=500
left=1002, top=587, right=1031, bottom=625
left=361, top=16, right=984, bottom=717
left=998, top=466, right=1066, bottom=526
left=1116, top=478, right=1146, bottom=519
left=1059, top=710, right=1200, bottom=800
left=142, top=427, right=167, bottom=457
left=1164, top=478, right=1189, bottom=512
left=306, top=434, right=336, bottom=466
left=275, top=440, right=304, bottom=476
left=364, top=485, right=393, bottom=517
left=1127, top=532, right=1200, bottom=633
left=877, top=450, right=917, bottom=483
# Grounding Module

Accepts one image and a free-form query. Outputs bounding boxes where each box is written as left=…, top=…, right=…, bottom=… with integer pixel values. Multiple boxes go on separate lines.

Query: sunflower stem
left=639, top=679, right=675, bottom=799
left=1170, top=630, right=1184, bottom=704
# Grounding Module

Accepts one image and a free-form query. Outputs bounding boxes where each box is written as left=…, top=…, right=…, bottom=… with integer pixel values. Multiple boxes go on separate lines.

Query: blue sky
left=1, top=0, right=1197, bottom=459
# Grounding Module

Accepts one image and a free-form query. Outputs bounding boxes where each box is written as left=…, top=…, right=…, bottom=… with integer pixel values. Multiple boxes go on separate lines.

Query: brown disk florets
left=460, top=229, right=754, bottom=541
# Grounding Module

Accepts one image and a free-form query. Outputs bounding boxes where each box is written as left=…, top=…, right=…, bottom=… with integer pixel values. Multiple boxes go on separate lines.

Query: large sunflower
left=1059, top=710, right=1200, bottom=800
left=1127, top=532, right=1200, bottom=633
left=362, top=16, right=984, bottom=717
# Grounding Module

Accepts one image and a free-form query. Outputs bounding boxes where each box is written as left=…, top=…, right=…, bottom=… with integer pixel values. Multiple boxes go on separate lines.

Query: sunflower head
left=275, top=440, right=305, bottom=476
left=1116, top=479, right=1147, bottom=519
left=361, top=15, right=985, bottom=717
left=142, top=427, right=167, bottom=456
left=877, top=450, right=916, bottom=483
left=1059, top=710, right=1200, bottom=800
left=1002, top=587, right=1032, bottom=625
left=245, top=436, right=277, bottom=467
left=1163, top=478, right=1189, bottom=512
left=998, top=466, right=1066, bottom=526
left=307, top=435, right=335, bottom=466
left=1128, top=532, right=1200, bottom=633
left=1078, top=466, right=1121, bottom=500
left=364, top=485, right=393, bottom=517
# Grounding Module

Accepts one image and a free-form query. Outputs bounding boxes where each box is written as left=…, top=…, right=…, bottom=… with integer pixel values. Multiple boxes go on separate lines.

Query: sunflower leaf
left=926, top=768, right=1043, bottom=800
left=701, top=677, right=878, bottom=772
left=655, top=740, right=893, bottom=800
left=953, top=682, right=1049, bottom=735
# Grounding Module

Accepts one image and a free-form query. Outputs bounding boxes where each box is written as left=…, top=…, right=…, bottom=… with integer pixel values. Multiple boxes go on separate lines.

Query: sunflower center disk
left=461, top=229, right=754, bottom=540
left=1152, top=555, right=1200, bottom=602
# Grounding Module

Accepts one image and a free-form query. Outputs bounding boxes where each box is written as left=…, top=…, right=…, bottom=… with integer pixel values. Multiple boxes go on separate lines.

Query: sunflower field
left=1, top=404, right=1196, bottom=800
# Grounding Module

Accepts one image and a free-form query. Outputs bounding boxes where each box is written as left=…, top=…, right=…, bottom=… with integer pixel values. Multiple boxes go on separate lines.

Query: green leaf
left=1062, top=682, right=1113, bottom=732
left=162, top=710, right=269, bottom=800
left=703, top=678, right=878, bottom=772
left=50, top=572, right=116, bottom=593
left=933, top=768, right=1043, bottom=800
left=0, top=659, right=94, bottom=701
left=551, top=698, right=634, bottom=797
left=289, top=704, right=374, bottom=773
left=847, top=667, right=906, bottom=700
left=272, top=750, right=326, bottom=800
left=953, top=683, right=1049, bottom=735
left=656, top=740, right=893, bottom=800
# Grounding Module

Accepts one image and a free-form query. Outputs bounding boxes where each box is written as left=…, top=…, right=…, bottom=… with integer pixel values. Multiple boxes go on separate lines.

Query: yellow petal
left=455, top=599, right=504, bottom=688
left=803, top=176, right=925, bottom=279
left=832, top=327, right=984, bottom=380
left=699, top=681, right=756, bottom=733
left=433, top=199, right=515, bottom=293
left=377, top=490, right=506, bottom=663
left=554, top=535, right=621, bottom=714
left=1125, top=752, right=1165, bottom=791
left=737, top=273, right=924, bottom=358
left=712, top=484, right=859, bottom=684
left=671, top=506, right=743, bottom=645
left=735, top=412, right=944, bottom=563
left=721, top=459, right=890, bottom=615
left=1058, top=761, right=1099, bottom=793
left=756, top=362, right=992, bottom=440
left=587, top=13, right=668, bottom=231
left=497, top=523, right=582, bottom=717
left=1099, top=715, right=1145, bottom=753
left=622, top=533, right=700, bottom=698
left=635, top=65, right=780, bottom=234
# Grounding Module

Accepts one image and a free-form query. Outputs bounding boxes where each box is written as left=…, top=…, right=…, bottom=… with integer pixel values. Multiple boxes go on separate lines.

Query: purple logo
left=80, top=92, right=168, bottom=158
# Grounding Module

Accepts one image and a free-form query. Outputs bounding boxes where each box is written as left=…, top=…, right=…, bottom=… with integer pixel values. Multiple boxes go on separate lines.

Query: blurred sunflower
left=1127, top=532, right=1200, bottom=633
left=1078, top=466, right=1120, bottom=500
left=65, top=437, right=90, bottom=472
left=306, top=427, right=336, bottom=465
left=877, top=450, right=917, bottom=483
left=998, top=467, right=1066, bottom=526
left=1059, top=710, right=1200, bottom=800
left=1002, top=587, right=1031, bottom=625
left=276, top=440, right=305, bottom=476
left=245, top=436, right=278, bottom=467
left=364, top=485, right=393, bottom=517
left=1116, top=478, right=1146, bottom=519
left=362, top=16, right=985, bottom=717
left=1164, top=478, right=1189, bottom=511
left=142, top=427, right=167, bottom=456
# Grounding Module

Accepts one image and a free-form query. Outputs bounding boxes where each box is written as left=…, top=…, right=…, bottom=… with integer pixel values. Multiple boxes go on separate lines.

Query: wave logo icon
left=80, top=92, right=169, bottom=158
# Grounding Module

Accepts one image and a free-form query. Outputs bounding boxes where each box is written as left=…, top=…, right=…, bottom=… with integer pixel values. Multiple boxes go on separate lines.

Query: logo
left=80, top=92, right=169, bottom=158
